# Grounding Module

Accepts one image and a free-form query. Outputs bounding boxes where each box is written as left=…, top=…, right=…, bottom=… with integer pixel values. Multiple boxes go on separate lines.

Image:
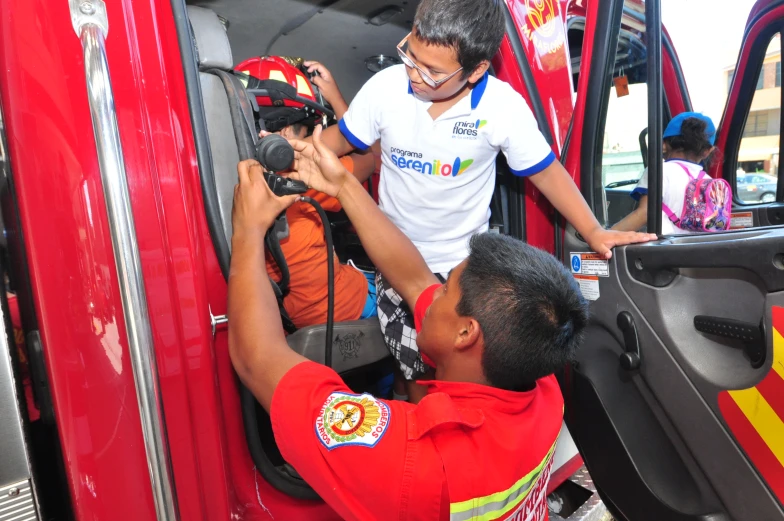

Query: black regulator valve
left=255, top=134, right=309, bottom=242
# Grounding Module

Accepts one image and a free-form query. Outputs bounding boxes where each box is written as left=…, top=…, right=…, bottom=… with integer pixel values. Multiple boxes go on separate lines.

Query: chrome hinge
left=210, top=307, right=228, bottom=337
left=69, top=0, right=109, bottom=37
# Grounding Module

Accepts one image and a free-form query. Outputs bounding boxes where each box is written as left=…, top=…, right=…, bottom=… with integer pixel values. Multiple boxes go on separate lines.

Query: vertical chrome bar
left=69, top=1, right=179, bottom=520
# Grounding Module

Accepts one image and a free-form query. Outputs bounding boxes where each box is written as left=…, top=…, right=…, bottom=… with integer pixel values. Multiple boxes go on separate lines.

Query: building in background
left=726, top=34, right=781, bottom=176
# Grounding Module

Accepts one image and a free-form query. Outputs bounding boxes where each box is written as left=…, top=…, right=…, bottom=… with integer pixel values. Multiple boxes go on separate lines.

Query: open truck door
left=561, top=0, right=784, bottom=520
left=720, top=1, right=784, bottom=229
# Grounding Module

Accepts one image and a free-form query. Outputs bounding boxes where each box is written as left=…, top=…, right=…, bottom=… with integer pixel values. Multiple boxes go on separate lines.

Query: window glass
left=596, top=0, right=760, bottom=232
left=603, top=83, right=649, bottom=227
left=734, top=34, right=780, bottom=205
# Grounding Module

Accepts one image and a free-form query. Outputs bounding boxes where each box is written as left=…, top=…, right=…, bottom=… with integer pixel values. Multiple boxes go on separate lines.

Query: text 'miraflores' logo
left=453, top=119, right=487, bottom=138
left=390, top=147, right=473, bottom=177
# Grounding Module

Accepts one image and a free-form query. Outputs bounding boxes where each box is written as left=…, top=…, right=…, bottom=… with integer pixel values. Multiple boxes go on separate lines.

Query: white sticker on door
left=574, top=275, right=600, bottom=301
left=570, top=252, right=609, bottom=277
left=730, top=212, right=754, bottom=229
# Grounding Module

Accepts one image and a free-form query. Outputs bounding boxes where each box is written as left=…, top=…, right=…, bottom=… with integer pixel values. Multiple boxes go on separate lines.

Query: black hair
left=258, top=109, right=315, bottom=137
left=664, top=117, right=720, bottom=168
left=413, top=0, right=505, bottom=77
left=290, top=122, right=312, bottom=138
left=456, top=234, right=588, bottom=391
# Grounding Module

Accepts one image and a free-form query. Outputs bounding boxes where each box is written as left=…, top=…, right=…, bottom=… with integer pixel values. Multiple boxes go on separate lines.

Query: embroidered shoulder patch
left=315, top=392, right=391, bottom=450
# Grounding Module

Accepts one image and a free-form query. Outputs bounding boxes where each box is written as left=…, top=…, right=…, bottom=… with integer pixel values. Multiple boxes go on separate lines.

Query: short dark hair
left=290, top=122, right=312, bottom=138
left=456, top=234, right=588, bottom=391
left=664, top=117, right=712, bottom=154
left=413, top=0, right=505, bottom=76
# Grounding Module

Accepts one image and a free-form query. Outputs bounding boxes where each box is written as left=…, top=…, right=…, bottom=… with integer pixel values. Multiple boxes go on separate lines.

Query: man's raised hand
left=287, top=125, right=353, bottom=198
left=231, top=159, right=300, bottom=241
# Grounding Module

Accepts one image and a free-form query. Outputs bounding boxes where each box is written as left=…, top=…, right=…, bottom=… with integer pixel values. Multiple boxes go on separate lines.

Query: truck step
left=547, top=466, right=611, bottom=521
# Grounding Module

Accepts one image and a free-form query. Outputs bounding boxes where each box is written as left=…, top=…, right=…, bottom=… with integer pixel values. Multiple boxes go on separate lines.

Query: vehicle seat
left=186, top=6, right=389, bottom=373
left=188, top=6, right=240, bottom=246
left=490, top=155, right=511, bottom=234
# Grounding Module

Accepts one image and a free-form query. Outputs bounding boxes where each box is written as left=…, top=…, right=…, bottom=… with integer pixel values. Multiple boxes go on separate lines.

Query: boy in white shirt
left=315, top=0, right=655, bottom=397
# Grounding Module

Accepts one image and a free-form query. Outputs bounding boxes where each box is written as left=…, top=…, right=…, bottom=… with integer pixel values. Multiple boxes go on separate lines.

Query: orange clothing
left=266, top=156, right=368, bottom=328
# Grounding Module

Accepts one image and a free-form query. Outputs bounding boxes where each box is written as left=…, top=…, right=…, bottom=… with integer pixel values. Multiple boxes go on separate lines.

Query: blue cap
left=663, top=112, right=716, bottom=145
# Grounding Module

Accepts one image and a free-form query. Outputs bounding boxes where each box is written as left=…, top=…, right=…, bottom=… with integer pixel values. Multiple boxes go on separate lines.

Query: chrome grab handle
left=69, top=1, right=179, bottom=520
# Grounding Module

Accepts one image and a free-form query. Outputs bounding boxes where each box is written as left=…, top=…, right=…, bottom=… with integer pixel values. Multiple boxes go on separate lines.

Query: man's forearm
left=530, top=163, right=603, bottom=237
left=337, top=178, right=437, bottom=306
left=228, top=233, right=306, bottom=410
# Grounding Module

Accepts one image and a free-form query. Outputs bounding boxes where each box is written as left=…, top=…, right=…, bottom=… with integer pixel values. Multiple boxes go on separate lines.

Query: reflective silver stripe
left=449, top=443, right=557, bottom=521
left=70, top=1, right=179, bottom=520
left=449, top=471, right=541, bottom=521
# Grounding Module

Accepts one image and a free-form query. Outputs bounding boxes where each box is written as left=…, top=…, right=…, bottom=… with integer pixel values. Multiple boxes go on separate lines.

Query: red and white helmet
left=236, top=56, right=331, bottom=132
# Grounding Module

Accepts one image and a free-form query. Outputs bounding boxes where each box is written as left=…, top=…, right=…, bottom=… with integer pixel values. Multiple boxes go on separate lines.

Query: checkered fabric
left=375, top=272, right=426, bottom=380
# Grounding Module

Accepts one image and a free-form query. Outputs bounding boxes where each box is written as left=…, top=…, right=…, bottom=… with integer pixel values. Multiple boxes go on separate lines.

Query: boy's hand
left=584, top=228, right=658, bottom=259
left=288, top=126, right=352, bottom=198
left=232, top=159, right=299, bottom=240
left=303, top=61, right=347, bottom=111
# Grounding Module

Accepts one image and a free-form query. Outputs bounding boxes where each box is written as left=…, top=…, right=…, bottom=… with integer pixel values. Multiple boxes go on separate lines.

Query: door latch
left=210, top=306, right=227, bottom=337
left=694, top=315, right=766, bottom=368
left=617, top=311, right=641, bottom=371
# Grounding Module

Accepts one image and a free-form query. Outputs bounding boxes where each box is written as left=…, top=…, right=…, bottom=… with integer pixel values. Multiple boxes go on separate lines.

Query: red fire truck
left=0, top=0, right=782, bottom=520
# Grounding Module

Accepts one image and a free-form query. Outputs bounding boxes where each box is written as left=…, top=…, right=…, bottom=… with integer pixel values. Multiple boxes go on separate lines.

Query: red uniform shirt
left=271, top=285, right=563, bottom=520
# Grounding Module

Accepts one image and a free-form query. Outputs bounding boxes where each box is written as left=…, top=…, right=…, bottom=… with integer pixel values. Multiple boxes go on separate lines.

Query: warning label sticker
left=570, top=252, right=609, bottom=277
left=574, top=274, right=600, bottom=301
left=730, top=212, right=754, bottom=230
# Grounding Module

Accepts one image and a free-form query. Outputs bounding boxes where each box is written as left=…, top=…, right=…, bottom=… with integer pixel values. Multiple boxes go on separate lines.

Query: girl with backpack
left=613, top=112, right=732, bottom=234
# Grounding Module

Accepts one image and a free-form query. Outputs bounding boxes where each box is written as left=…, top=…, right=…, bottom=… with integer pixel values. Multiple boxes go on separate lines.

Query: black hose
left=300, top=196, right=334, bottom=368
left=239, top=196, right=335, bottom=500
left=265, top=232, right=290, bottom=295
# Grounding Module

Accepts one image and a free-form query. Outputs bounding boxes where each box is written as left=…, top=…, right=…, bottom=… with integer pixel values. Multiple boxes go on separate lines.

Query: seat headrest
left=187, top=6, right=233, bottom=70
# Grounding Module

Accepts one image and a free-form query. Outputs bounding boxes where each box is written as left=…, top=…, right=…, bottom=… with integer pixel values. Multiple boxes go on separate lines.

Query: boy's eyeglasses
left=396, top=33, right=464, bottom=88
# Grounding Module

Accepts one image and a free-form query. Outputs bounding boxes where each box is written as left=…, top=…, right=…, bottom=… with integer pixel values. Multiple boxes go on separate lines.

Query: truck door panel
left=562, top=0, right=784, bottom=519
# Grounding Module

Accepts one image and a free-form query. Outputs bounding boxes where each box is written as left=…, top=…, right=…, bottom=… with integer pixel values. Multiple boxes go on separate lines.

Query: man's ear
left=467, top=61, right=490, bottom=84
left=455, top=317, right=482, bottom=351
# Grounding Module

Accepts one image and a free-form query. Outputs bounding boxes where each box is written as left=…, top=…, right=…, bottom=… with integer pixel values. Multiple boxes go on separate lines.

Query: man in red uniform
left=228, top=126, right=588, bottom=520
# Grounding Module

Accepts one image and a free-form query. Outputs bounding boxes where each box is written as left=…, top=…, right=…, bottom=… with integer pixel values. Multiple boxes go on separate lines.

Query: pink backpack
left=662, top=163, right=732, bottom=232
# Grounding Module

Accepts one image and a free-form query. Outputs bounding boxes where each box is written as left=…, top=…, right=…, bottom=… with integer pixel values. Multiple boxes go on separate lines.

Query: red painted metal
left=0, top=0, right=719, bottom=518
left=562, top=0, right=601, bottom=188
left=662, top=28, right=691, bottom=118
left=496, top=0, right=577, bottom=253
left=563, top=0, right=691, bottom=185
left=0, top=0, right=159, bottom=518
left=0, top=0, right=340, bottom=518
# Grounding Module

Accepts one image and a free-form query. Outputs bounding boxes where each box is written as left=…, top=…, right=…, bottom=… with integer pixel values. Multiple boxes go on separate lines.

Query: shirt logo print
left=315, top=393, right=391, bottom=450
left=390, top=147, right=474, bottom=177
left=452, top=119, right=488, bottom=139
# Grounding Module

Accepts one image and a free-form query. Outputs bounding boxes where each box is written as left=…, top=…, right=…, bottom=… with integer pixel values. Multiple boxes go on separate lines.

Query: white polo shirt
left=340, top=64, right=555, bottom=273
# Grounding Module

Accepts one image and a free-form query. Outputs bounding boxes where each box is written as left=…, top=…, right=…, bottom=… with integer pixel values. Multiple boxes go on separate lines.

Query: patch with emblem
left=336, top=332, right=363, bottom=361
left=315, top=392, right=391, bottom=450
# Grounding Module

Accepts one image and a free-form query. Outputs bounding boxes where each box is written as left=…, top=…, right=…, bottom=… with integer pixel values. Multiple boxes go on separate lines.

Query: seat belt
left=209, top=69, right=258, bottom=158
